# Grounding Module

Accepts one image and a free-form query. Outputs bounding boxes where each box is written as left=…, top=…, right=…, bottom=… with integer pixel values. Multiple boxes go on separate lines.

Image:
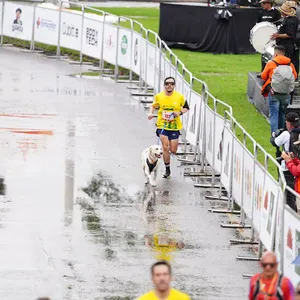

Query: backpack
left=271, top=61, right=295, bottom=94
left=253, top=274, right=284, bottom=300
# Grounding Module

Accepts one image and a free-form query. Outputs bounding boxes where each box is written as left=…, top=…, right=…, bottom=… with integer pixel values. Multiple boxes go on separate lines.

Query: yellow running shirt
left=138, top=288, right=190, bottom=300
left=152, top=91, right=185, bottom=131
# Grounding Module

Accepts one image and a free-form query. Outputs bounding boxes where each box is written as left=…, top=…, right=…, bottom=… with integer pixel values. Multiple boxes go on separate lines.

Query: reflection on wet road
left=0, top=47, right=258, bottom=299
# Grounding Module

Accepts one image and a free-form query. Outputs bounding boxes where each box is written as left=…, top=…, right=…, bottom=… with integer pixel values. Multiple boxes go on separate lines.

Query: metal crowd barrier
left=1, top=0, right=300, bottom=285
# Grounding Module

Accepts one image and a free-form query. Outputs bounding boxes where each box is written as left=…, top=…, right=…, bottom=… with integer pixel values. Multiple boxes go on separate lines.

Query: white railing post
left=79, top=5, right=84, bottom=65
left=114, top=16, right=121, bottom=82
left=30, top=2, right=36, bottom=51
left=0, top=0, right=5, bottom=46
left=56, top=1, right=63, bottom=59
left=99, top=13, right=106, bottom=77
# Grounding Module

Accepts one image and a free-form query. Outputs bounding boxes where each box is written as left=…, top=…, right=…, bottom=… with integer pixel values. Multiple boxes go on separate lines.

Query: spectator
left=281, top=134, right=300, bottom=199
left=270, top=112, right=300, bottom=212
left=286, top=1, right=300, bottom=77
left=138, top=260, right=190, bottom=300
left=249, top=251, right=294, bottom=300
left=261, top=45, right=297, bottom=133
left=295, top=283, right=300, bottom=299
left=257, top=0, right=282, bottom=72
left=271, top=2, right=299, bottom=78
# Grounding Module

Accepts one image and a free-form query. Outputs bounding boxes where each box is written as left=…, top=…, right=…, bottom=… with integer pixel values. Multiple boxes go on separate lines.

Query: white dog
left=141, top=145, right=163, bottom=187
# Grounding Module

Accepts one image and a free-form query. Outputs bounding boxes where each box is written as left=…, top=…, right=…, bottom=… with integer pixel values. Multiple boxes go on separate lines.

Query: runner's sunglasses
left=261, top=262, right=276, bottom=268
left=164, top=81, right=175, bottom=86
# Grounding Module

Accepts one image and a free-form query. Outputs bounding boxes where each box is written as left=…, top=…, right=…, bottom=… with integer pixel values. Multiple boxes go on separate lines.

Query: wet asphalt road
left=0, top=47, right=258, bottom=299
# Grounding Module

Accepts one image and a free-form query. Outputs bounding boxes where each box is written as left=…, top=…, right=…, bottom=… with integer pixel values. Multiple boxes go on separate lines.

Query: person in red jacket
left=282, top=141, right=300, bottom=193
left=248, top=251, right=294, bottom=300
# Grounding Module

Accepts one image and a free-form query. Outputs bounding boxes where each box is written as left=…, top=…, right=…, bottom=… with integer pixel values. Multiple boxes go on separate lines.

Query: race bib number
left=162, top=111, right=175, bottom=121
left=158, top=235, right=169, bottom=246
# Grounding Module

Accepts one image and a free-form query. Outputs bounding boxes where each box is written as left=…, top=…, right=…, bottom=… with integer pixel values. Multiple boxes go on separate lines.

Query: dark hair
left=151, top=260, right=172, bottom=275
left=16, top=8, right=22, bottom=13
left=164, top=77, right=176, bottom=85
left=274, top=45, right=286, bottom=55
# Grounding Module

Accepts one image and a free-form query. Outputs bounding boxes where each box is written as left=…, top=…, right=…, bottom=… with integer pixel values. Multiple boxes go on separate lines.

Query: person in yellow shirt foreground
left=138, top=260, right=190, bottom=300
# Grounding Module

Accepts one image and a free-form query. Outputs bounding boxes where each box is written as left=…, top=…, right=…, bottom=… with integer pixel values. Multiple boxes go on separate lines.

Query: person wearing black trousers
left=257, top=0, right=282, bottom=72
left=271, top=2, right=299, bottom=79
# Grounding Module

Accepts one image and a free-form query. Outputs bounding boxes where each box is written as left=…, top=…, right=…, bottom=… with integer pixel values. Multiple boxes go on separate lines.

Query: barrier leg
left=237, top=240, right=262, bottom=261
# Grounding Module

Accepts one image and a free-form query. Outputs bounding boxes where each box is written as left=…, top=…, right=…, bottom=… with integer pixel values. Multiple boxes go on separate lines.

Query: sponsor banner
left=260, top=173, right=279, bottom=251
left=140, top=37, right=147, bottom=81
left=275, top=189, right=284, bottom=268
left=283, top=206, right=300, bottom=286
left=213, top=115, right=224, bottom=173
left=181, top=80, right=191, bottom=129
left=252, top=162, right=266, bottom=233
left=186, top=91, right=202, bottom=146
left=146, top=42, right=156, bottom=88
left=131, top=32, right=140, bottom=76
left=118, top=28, right=131, bottom=70
left=34, top=7, right=59, bottom=46
left=82, top=16, right=102, bottom=60
left=176, top=73, right=184, bottom=95
left=205, top=106, right=214, bottom=167
left=232, top=138, right=243, bottom=207
left=3, top=2, right=34, bottom=41
left=103, top=23, right=117, bottom=65
left=220, top=126, right=232, bottom=192
left=60, top=11, right=82, bottom=52
left=242, top=149, right=254, bottom=219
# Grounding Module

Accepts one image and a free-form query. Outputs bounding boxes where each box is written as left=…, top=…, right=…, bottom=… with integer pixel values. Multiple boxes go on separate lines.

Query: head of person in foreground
left=260, top=251, right=278, bottom=278
left=151, top=260, right=172, bottom=292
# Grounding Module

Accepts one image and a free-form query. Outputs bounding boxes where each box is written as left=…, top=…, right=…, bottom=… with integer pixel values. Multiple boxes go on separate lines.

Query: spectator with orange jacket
left=248, top=251, right=294, bottom=300
left=261, top=45, right=297, bottom=134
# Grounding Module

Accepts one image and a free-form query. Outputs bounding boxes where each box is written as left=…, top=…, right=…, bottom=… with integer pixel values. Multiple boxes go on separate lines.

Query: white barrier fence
left=1, top=0, right=300, bottom=285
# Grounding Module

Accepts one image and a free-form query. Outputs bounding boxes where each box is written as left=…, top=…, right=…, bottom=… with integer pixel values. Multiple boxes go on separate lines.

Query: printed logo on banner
left=287, top=227, right=293, bottom=249
left=266, top=192, right=275, bottom=234
left=224, top=142, right=230, bottom=176
left=62, top=22, right=79, bottom=38
left=121, top=35, right=128, bottom=55
left=86, top=27, right=98, bottom=46
left=254, top=181, right=263, bottom=211
left=105, top=34, right=114, bottom=48
left=36, top=17, right=56, bottom=31
left=189, top=105, right=196, bottom=134
left=234, top=154, right=241, bottom=184
left=134, top=38, right=138, bottom=66
left=244, top=169, right=252, bottom=199
left=12, top=8, right=23, bottom=32
left=208, top=122, right=212, bottom=152
left=217, top=129, right=224, bottom=161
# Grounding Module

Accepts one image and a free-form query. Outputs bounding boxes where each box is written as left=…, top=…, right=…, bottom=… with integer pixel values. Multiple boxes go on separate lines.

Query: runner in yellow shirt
left=138, top=261, right=190, bottom=300
left=148, top=77, right=189, bottom=179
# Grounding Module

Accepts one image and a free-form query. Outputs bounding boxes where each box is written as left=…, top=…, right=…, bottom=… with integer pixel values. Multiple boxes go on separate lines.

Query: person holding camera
left=271, top=112, right=300, bottom=212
